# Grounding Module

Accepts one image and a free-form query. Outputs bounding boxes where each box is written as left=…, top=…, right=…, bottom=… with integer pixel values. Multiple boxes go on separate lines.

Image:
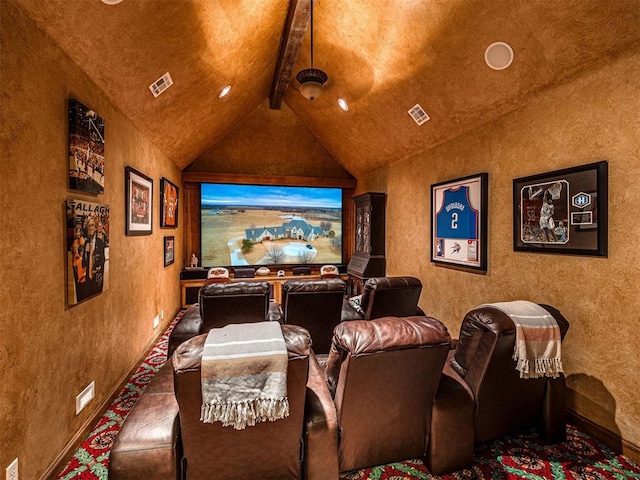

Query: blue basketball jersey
left=436, top=186, right=478, bottom=240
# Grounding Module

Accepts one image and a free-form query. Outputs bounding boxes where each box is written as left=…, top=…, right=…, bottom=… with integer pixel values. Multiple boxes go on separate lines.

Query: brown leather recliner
left=324, top=315, right=451, bottom=472
left=173, top=325, right=338, bottom=480
left=429, top=303, right=570, bottom=467
left=281, top=278, right=346, bottom=354
left=341, top=276, right=425, bottom=321
left=168, top=281, right=281, bottom=357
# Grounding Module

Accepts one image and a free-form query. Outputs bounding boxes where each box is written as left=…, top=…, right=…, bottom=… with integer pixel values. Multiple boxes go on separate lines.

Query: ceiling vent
left=408, top=104, right=430, bottom=126
left=149, top=72, right=174, bottom=98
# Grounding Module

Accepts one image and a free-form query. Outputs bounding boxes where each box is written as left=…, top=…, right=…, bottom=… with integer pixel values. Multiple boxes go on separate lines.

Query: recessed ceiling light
left=101, top=0, right=123, bottom=5
left=485, top=42, right=514, bottom=70
left=337, top=98, right=349, bottom=112
left=218, top=85, right=232, bottom=98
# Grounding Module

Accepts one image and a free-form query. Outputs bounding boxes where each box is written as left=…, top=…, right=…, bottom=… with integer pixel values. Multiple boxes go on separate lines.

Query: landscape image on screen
left=201, top=184, right=343, bottom=267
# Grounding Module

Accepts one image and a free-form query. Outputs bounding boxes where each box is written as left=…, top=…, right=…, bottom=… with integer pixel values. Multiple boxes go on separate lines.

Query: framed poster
left=513, top=161, right=608, bottom=256
left=66, top=199, right=110, bottom=305
left=68, top=99, right=105, bottom=194
left=160, top=177, right=179, bottom=228
left=125, top=166, right=153, bottom=235
left=431, top=173, right=488, bottom=272
left=164, top=236, right=175, bottom=267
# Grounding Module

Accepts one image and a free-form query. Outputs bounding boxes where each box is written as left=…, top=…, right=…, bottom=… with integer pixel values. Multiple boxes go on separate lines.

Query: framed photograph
left=160, top=177, right=179, bottom=228
left=125, top=166, right=153, bottom=236
left=431, top=173, right=488, bottom=272
left=164, top=236, right=175, bottom=267
left=66, top=199, right=110, bottom=305
left=513, top=160, right=608, bottom=256
left=68, top=99, right=105, bottom=194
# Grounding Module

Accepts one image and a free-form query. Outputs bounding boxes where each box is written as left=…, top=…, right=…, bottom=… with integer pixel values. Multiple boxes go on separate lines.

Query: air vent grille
left=408, top=104, right=430, bottom=126
left=149, top=72, right=174, bottom=98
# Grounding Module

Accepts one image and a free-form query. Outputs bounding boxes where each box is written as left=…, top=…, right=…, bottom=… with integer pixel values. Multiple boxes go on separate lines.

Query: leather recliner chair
left=324, top=315, right=451, bottom=472
left=281, top=278, right=346, bottom=355
left=341, top=276, right=425, bottom=321
left=426, top=303, right=570, bottom=473
left=168, top=281, right=282, bottom=357
left=172, top=325, right=338, bottom=480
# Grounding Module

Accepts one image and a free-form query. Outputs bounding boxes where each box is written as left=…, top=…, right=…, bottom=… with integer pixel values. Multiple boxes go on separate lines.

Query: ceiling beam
left=269, top=0, right=311, bottom=109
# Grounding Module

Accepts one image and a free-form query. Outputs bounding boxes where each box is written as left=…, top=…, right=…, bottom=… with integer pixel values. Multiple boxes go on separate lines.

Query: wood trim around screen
left=182, top=173, right=356, bottom=267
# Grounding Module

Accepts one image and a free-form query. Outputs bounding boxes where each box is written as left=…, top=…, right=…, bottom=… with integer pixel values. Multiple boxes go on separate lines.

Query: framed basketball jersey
left=431, top=173, right=488, bottom=272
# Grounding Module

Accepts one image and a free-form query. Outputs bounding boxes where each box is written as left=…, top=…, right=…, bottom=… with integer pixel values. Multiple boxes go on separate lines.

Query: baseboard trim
left=567, top=409, right=640, bottom=463
left=42, top=310, right=180, bottom=480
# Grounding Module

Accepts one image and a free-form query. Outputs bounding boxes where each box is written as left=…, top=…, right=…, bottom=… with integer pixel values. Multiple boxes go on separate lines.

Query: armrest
left=304, top=353, right=339, bottom=480
left=541, top=375, right=566, bottom=443
left=167, top=305, right=203, bottom=358
left=340, top=297, right=364, bottom=321
left=425, top=357, right=474, bottom=475
left=268, top=299, right=283, bottom=323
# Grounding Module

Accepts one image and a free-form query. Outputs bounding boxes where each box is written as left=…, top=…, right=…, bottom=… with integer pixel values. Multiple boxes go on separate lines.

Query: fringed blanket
left=480, top=301, right=563, bottom=379
left=200, top=321, right=289, bottom=430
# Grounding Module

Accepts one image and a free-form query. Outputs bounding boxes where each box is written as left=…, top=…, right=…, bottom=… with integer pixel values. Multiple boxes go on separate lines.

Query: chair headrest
left=330, top=315, right=451, bottom=355
left=173, top=324, right=312, bottom=372
left=283, top=278, right=346, bottom=293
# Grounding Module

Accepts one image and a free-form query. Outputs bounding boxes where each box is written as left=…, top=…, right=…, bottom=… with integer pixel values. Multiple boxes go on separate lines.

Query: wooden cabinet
left=347, top=192, right=386, bottom=296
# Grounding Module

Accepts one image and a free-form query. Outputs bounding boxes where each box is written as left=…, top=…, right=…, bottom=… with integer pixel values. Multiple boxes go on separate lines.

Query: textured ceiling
left=13, top=0, right=640, bottom=177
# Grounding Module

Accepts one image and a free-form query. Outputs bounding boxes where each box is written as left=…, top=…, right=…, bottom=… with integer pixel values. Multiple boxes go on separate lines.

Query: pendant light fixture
left=296, top=0, right=327, bottom=100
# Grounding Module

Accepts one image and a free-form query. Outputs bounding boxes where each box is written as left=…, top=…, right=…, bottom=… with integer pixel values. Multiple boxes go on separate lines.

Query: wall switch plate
left=153, top=315, right=160, bottom=329
left=75, top=381, right=95, bottom=415
left=161, top=310, right=164, bottom=320
left=6, top=458, right=18, bottom=480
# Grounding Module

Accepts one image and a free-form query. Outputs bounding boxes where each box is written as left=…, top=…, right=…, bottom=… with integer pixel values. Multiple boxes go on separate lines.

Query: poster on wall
left=160, top=177, right=179, bottom=228
left=68, top=99, right=105, bottom=195
left=125, top=166, right=153, bottom=235
left=66, top=199, right=110, bottom=306
left=513, top=161, right=608, bottom=256
left=430, top=173, right=488, bottom=272
left=164, top=236, right=175, bottom=267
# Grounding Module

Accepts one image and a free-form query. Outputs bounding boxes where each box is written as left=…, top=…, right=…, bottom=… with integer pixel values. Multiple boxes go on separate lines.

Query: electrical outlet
left=153, top=315, right=160, bottom=329
left=75, top=381, right=95, bottom=415
left=6, top=458, right=18, bottom=480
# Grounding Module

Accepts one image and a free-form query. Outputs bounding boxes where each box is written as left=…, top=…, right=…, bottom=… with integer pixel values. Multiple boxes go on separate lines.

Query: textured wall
left=362, top=46, right=640, bottom=448
left=186, top=100, right=353, bottom=178
left=0, top=4, right=182, bottom=478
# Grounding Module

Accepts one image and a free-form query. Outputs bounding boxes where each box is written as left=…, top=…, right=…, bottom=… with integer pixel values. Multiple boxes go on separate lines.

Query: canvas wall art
left=66, top=199, right=110, bottom=305
left=69, top=99, right=105, bottom=194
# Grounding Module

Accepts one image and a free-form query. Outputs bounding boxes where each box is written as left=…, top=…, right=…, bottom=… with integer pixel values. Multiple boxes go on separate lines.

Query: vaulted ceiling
left=14, top=0, right=640, bottom=177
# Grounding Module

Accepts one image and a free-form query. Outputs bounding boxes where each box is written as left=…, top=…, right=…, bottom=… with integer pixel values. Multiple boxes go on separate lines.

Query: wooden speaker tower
left=346, top=192, right=386, bottom=296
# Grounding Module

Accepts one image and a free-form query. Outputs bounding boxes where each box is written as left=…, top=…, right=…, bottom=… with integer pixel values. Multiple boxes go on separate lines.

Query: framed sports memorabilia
left=68, top=99, right=105, bottom=194
left=125, top=166, right=153, bottom=236
left=513, top=161, right=608, bottom=256
left=66, top=199, right=110, bottom=305
left=160, top=177, right=179, bottom=228
left=164, top=236, right=175, bottom=267
left=431, top=173, right=488, bottom=272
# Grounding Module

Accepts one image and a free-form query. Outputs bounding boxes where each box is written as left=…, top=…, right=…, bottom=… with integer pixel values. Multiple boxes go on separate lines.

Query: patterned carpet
left=57, top=310, right=640, bottom=479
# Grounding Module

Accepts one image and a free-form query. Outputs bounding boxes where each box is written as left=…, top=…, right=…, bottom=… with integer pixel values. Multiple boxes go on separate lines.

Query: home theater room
left=2, top=0, right=640, bottom=479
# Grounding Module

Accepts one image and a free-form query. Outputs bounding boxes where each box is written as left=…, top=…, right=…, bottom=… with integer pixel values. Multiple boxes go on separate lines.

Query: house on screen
left=245, top=219, right=324, bottom=243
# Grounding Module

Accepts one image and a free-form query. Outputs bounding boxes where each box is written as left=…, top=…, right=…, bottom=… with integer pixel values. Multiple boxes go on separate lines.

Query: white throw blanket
left=200, top=322, right=289, bottom=430
left=480, top=300, right=563, bottom=379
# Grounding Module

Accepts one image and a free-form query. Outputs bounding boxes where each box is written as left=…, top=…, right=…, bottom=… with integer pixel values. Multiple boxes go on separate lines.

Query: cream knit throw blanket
left=480, top=301, right=563, bottom=379
left=200, top=321, right=289, bottom=430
